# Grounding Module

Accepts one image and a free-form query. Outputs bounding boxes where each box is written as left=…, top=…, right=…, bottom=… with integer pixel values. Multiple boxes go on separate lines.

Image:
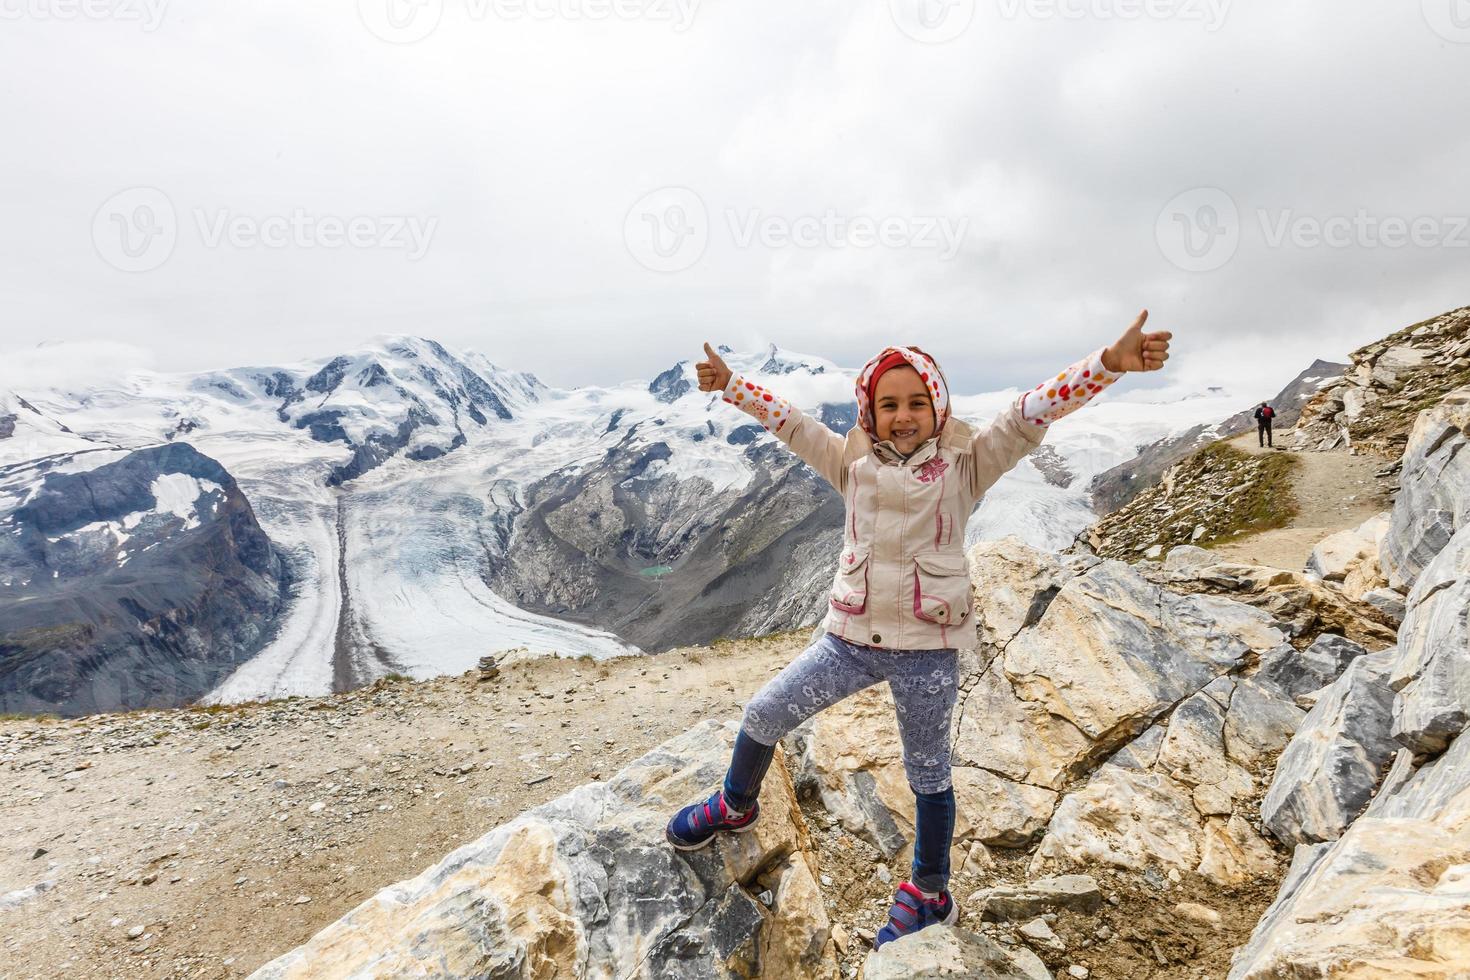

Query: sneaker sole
left=665, top=816, right=759, bottom=852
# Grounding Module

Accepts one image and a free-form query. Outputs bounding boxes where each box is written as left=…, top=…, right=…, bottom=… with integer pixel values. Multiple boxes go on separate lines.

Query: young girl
left=665, top=313, right=1172, bottom=949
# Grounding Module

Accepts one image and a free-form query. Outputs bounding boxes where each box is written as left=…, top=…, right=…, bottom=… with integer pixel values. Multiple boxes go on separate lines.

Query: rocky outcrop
left=1378, top=384, right=1470, bottom=592
left=1387, top=522, right=1470, bottom=756
left=1259, top=651, right=1399, bottom=845
left=1086, top=442, right=1300, bottom=561
left=786, top=541, right=1296, bottom=897
left=248, top=720, right=839, bottom=980
left=0, top=443, right=289, bottom=716
left=1146, top=545, right=1398, bottom=651
left=1231, top=732, right=1470, bottom=979
left=1232, top=373, right=1470, bottom=979
left=1305, top=511, right=1389, bottom=594
left=1292, top=305, right=1470, bottom=457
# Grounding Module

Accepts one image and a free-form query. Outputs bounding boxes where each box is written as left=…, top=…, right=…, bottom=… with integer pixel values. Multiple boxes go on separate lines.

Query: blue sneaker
left=874, top=882, right=959, bottom=949
left=665, top=790, right=760, bottom=851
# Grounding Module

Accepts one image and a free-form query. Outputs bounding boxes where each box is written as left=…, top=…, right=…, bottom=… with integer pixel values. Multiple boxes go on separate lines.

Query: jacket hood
left=854, top=346, right=951, bottom=445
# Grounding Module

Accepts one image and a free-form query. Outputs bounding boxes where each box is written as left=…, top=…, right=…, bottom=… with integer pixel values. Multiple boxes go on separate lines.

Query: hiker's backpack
left=1262, top=406, right=1274, bottom=420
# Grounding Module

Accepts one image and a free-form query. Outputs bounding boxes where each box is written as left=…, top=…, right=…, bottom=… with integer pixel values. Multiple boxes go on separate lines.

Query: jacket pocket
left=830, top=548, right=871, bottom=614
left=911, top=552, right=972, bottom=626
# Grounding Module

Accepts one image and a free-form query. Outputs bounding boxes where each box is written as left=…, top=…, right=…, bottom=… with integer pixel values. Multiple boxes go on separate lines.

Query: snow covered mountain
left=1, top=338, right=1245, bottom=713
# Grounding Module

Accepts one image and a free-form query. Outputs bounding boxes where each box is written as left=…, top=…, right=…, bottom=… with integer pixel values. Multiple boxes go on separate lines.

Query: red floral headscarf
left=854, top=346, right=950, bottom=443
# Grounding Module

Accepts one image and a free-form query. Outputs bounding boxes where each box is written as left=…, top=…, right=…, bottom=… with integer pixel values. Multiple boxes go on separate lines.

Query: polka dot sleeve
left=721, top=372, right=794, bottom=435
left=1019, top=347, right=1122, bottom=427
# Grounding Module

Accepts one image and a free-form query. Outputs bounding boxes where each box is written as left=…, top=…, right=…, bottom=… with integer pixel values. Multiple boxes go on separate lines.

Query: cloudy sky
left=2, top=0, right=1468, bottom=402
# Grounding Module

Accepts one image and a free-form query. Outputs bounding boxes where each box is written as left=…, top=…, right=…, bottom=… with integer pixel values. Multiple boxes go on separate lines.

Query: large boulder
left=966, top=536, right=1074, bottom=651
left=993, top=560, right=1283, bottom=765
left=797, top=551, right=1286, bottom=866
left=247, top=720, right=839, bottom=980
left=1028, top=764, right=1203, bottom=876
left=1149, top=551, right=1397, bottom=651
left=1388, top=523, right=1470, bottom=755
left=1230, top=729, right=1470, bottom=979
left=862, top=925, right=1049, bottom=980
left=1305, top=513, right=1388, bottom=584
left=1254, top=634, right=1368, bottom=704
left=1378, top=384, right=1470, bottom=591
left=1259, top=651, right=1399, bottom=845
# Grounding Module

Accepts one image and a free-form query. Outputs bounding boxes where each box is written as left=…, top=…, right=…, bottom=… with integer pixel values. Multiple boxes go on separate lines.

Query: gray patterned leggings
left=741, top=631, right=959, bottom=794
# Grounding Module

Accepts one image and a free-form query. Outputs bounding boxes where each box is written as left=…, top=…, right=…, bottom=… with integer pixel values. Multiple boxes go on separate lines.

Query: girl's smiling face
left=872, top=365, right=937, bottom=455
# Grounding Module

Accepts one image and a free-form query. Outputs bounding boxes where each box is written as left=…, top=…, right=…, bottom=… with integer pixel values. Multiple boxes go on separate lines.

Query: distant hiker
left=666, top=311, right=1173, bottom=949
left=1254, top=401, right=1276, bottom=447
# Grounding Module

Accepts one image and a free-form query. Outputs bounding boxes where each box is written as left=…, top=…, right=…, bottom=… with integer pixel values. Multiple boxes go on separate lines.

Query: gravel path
left=1204, top=428, right=1395, bottom=572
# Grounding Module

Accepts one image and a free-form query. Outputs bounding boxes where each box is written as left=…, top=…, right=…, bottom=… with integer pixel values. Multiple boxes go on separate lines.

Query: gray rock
left=1387, top=523, right=1470, bottom=754
left=1162, top=544, right=1217, bottom=578
left=1255, top=634, right=1368, bottom=702
left=1228, top=840, right=1334, bottom=978
left=864, top=927, right=1051, bottom=980
left=1018, top=917, right=1066, bottom=952
left=1222, top=678, right=1306, bottom=768
left=1260, top=651, right=1399, bottom=845
left=1105, top=724, right=1165, bottom=771
left=973, top=875, right=1103, bottom=921
left=1360, top=587, right=1407, bottom=626
left=1378, top=385, right=1469, bottom=591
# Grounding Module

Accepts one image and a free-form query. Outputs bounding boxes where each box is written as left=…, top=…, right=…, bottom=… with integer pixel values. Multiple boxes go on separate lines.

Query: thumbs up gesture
left=697, top=342, right=732, bottom=393
left=1103, top=310, right=1173, bottom=373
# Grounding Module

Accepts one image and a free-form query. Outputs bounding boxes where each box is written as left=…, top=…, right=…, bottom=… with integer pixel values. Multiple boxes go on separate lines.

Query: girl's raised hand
left=697, top=342, right=732, bottom=392
left=1103, top=309, right=1173, bottom=373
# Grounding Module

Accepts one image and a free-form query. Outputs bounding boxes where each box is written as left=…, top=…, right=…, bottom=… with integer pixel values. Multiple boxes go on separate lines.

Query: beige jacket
left=721, top=347, right=1117, bottom=650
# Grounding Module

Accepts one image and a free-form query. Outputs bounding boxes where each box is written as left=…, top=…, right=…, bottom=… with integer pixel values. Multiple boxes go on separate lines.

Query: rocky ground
left=0, top=633, right=809, bottom=979
left=1292, top=304, right=1470, bottom=458
left=1087, top=440, right=1303, bottom=562
left=8, top=311, right=1468, bottom=980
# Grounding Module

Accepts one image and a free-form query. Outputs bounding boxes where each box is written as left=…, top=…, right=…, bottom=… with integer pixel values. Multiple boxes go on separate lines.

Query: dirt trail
left=0, top=632, right=808, bottom=980
left=1204, top=428, right=1394, bottom=571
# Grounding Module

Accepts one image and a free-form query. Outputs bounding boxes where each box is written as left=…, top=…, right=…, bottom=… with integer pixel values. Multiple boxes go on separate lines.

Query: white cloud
left=0, top=0, right=1465, bottom=405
